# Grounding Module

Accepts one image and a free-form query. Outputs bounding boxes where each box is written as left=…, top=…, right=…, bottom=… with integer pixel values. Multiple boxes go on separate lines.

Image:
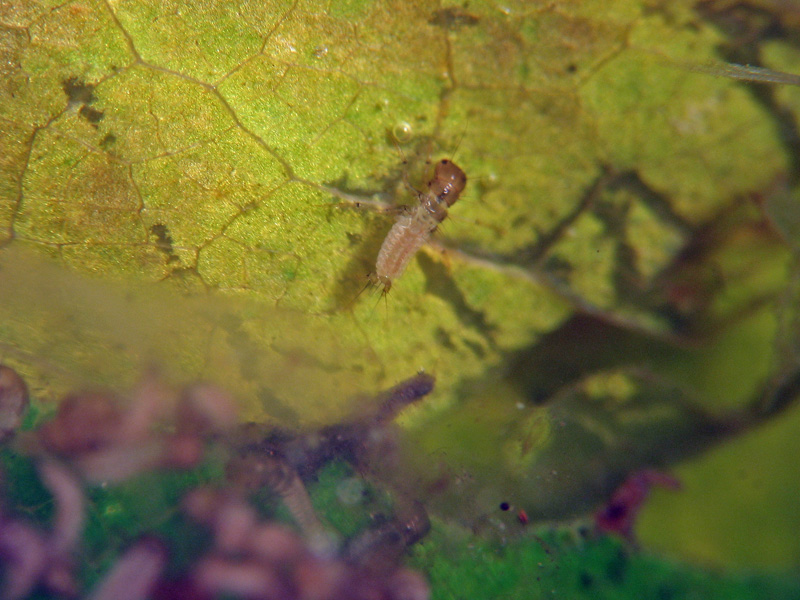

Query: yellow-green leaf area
left=548, top=211, right=618, bottom=308
left=669, top=308, right=780, bottom=412
left=442, top=86, right=602, bottom=256
left=1, top=122, right=35, bottom=244
left=92, top=65, right=235, bottom=163
left=112, top=0, right=289, bottom=82
left=626, top=196, right=685, bottom=281
left=581, top=17, right=788, bottom=224
left=223, top=67, right=362, bottom=182
left=4, top=0, right=131, bottom=125
left=448, top=262, right=571, bottom=351
left=16, top=130, right=142, bottom=246
left=639, top=401, right=800, bottom=570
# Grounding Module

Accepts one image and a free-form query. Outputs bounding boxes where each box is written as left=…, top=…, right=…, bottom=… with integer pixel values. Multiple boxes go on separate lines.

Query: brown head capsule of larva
left=428, top=159, right=467, bottom=209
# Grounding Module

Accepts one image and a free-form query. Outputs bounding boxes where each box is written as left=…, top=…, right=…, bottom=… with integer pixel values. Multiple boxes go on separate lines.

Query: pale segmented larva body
left=372, top=159, right=467, bottom=291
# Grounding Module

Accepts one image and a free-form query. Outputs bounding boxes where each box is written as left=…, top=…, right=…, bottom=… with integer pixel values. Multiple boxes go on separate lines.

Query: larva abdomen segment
left=374, top=215, right=434, bottom=290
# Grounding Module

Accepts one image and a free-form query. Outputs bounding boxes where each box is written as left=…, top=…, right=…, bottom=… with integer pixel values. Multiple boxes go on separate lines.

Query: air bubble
left=392, top=121, right=413, bottom=144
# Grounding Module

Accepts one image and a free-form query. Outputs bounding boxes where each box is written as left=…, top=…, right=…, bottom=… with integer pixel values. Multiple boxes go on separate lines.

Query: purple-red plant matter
left=33, top=377, right=236, bottom=484
left=0, top=369, right=435, bottom=599
left=0, top=460, right=84, bottom=599
left=179, top=487, right=430, bottom=600
left=594, top=469, right=681, bottom=541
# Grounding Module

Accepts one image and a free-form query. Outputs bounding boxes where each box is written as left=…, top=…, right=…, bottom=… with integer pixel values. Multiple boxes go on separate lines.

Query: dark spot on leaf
left=100, top=133, right=116, bottom=148
left=150, top=223, right=179, bottom=264
left=429, top=7, right=479, bottom=30
left=566, top=63, right=578, bottom=73
left=79, top=105, right=104, bottom=124
left=150, top=223, right=173, bottom=250
left=62, top=76, right=96, bottom=105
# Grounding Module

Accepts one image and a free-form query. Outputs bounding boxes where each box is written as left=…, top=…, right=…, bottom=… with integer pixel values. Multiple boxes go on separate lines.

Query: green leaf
left=2, top=0, right=800, bottom=579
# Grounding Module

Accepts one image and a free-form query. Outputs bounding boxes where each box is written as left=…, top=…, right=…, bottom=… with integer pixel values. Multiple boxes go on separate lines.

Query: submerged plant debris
left=2, top=367, right=799, bottom=600
left=0, top=368, right=437, bottom=599
left=2, top=0, right=800, bottom=596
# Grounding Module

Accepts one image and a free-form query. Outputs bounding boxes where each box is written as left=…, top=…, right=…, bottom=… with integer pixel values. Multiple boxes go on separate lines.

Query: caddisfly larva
left=371, top=158, right=467, bottom=292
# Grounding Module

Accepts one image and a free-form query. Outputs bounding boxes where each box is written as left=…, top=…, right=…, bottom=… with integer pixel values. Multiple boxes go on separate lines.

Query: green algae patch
left=413, top=524, right=800, bottom=600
